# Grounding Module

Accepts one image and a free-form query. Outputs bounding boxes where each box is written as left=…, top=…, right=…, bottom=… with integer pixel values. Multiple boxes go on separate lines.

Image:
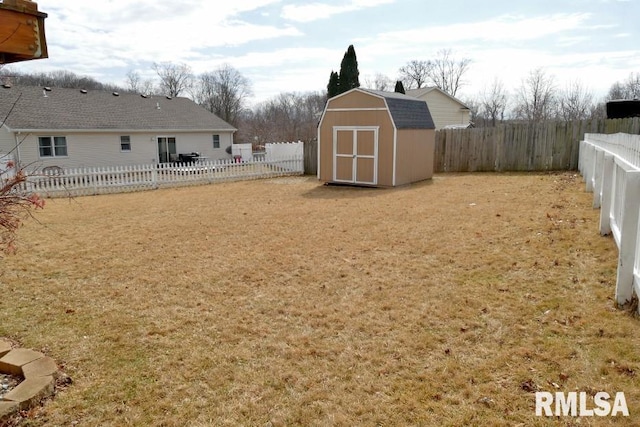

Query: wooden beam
left=0, top=0, right=48, bottom=64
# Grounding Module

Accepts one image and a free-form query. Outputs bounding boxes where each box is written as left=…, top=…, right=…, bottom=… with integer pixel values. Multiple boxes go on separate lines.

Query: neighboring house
left=0, top=84, right=236, bottom=170
left=405, top=87, right=471, bottom=130
left=318, top=88, right=436, bottom=187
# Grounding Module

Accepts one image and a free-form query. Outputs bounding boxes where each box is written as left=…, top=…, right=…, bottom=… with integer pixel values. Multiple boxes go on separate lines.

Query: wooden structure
left=434, top=117, right=640, bottom=173
left=317, top=88, right=435, bottom=187
left=0, top=0, right=48, bottom=64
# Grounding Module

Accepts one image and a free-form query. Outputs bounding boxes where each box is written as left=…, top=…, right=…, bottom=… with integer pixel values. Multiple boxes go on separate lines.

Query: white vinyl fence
left=266, top=141, right=303, bottom=159
left=231, top=143, right=253, bottom=161
left=266, top=141, right=303, bottom=171
left=579, top=133, right=640, bottom=311
left=18, top=154, right=303, bottom=198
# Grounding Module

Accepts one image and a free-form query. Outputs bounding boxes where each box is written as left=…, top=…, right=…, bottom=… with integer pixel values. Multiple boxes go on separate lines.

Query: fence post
left=585, top=143, right=595, bottom=192
left=593, top=148, right=605, bottom=209
left=599, top=153, right=614, bottom=236
left=615, top=170, right=640, bottom=306
left=151, top=163, right=158, bottom=189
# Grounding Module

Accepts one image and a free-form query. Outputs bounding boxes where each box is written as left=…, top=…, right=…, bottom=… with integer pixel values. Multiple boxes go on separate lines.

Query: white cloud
left=281, top=0, right=394, bottom=23
left=11, top=1, right=639, bottom=106
left=366, top=13, right=595, bottom=46
left=38, top=0, right=302, bottom=69
left=43, top=0, right=284, bottom=26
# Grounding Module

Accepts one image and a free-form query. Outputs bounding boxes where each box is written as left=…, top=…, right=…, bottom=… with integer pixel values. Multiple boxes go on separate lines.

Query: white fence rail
left=580, top=133, right=640, bottom=310
left=18, top=155, right=303, bottom=198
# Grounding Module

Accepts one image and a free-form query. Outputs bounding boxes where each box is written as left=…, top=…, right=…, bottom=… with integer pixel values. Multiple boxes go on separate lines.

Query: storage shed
left=317, top=88, right=436, bottom=187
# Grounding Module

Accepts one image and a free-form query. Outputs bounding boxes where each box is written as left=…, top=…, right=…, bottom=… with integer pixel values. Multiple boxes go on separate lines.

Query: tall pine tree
left=394, top=80, right=405, bottom=94
left=327, top=71, right=340, bottom=98
left=338, top=45, right=360, bottom=94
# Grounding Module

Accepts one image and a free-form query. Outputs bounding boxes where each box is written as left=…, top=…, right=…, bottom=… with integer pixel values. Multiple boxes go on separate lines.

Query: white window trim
left=120, top=135, right=132, bottom=152
left=38, top=136, right=69, bottom=159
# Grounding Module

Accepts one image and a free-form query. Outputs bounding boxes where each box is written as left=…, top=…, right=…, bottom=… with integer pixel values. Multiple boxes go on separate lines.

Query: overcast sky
left=7, top=0, right=640, bottom=106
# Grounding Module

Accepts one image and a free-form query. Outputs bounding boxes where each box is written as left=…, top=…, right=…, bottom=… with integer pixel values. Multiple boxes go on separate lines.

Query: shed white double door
left=333, top=127, right=378, bottom=185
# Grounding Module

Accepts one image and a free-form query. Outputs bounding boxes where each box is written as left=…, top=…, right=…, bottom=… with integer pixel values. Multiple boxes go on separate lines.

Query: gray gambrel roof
left=357, top=88, right=435, bottom=130
left=0, top=85, right=237, bottom=132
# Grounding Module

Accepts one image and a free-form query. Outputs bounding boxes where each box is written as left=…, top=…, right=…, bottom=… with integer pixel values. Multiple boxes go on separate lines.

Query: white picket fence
left=18, top=155, right=304, bottom=198
left=579, top=132, right=640, bottom=310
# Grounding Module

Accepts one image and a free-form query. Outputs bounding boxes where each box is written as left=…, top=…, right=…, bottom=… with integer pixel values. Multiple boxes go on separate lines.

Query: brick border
left=0, top=339, right=59, bottom=421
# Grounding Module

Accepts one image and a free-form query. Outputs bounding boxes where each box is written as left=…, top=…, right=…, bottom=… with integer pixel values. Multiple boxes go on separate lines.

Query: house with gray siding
left=0, top=84, right=236, bottom=170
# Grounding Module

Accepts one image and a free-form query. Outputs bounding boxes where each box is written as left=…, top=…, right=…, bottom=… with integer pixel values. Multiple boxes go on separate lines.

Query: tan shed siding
left=423, top=91, right=470, bottom=130
left=318, top=107, right=395, bottom=186
left=17, top=131, right=234, bottom=170
left=328, top=91, right=387, bottom=109
left=394, top=129, right=435, bottom=186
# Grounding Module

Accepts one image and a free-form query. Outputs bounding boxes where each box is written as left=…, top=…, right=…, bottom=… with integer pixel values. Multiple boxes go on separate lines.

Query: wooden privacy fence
left=580, top=132, right=640, bottom=312
left=435, top=118, right=640, bottom=172
left=303, top=140, right=318, bottom=176
left=21, top=155, right=304, bottom=198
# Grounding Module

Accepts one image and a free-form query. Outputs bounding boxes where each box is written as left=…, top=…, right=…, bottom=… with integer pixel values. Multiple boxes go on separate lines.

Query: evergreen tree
left=394, top=80, right=405, bottom=94
left=338, top=45, right=360, bottom=94
left=327, top=71, right=340, bottom=98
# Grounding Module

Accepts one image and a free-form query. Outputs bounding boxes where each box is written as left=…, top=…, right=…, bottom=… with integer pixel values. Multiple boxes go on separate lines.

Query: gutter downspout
left=14, top=131, right=22, bottom=169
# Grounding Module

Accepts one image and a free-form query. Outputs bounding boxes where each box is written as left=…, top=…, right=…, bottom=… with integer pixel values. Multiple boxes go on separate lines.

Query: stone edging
left=0, top=339, right=59, bottom=421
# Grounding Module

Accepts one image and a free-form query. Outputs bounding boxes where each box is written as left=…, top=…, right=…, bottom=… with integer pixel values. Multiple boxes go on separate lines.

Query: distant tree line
left=0, top=69, right=124, bottom=92
left=237, top=92, right=326, bottom=146
left=363, top=48, right=638, bottom=127
left=0, top=63, right=322, bottom=146
left=1, top=50, right=638, bottom=145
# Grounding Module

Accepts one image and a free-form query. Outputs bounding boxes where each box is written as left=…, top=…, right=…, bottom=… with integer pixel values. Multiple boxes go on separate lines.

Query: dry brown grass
left=1, top=172, right=638, bottom=426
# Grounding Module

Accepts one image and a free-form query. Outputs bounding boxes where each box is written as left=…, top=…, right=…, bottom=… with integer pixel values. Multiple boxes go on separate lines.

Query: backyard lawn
left=1, top=172, right=638, bottom=426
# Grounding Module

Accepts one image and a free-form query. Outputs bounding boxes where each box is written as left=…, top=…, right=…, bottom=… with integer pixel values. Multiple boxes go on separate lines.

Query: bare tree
left=152, top=62, right=193, bottom=97
left=363, top=73, right=393, bottom=91
left=125, top=70, right=141, bottom=93
left=460, top=96, right=480, bottom=125
left=607, top=72, right=640, bottom=100
left=192, top=64, right=252, bottom=127
left=589, top=102, right=607, bottom=120
left=125, top=70, right=155, bottom=95
left=1, top=97, right=45, bottom=253
left=427, top=49, right=471, bottom=97
left=558, top=80, right=594, bottom=121
left=241, top=91, right=325, bottom=144
left=398, top=60, right=433, bottom=89
left=480, top=78, right=508, bottom=126
left=0, top=69, right=122, bottom=91
left=608, top=82, right=626, bottom=101
left=514, top=68, right=557, bottom=122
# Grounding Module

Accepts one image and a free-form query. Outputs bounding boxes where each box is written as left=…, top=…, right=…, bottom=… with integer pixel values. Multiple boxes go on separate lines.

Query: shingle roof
left=359, top=88, right=435, bottom=129
left=0, top=85, right=237, bottom=132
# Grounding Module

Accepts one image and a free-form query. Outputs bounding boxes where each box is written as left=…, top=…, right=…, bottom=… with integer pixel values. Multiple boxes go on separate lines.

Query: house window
left=38, top=136, right=67, bottom=157
left=213, top=134, right=220, bottom=149
left=120, top=135, right=131, bottom=152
